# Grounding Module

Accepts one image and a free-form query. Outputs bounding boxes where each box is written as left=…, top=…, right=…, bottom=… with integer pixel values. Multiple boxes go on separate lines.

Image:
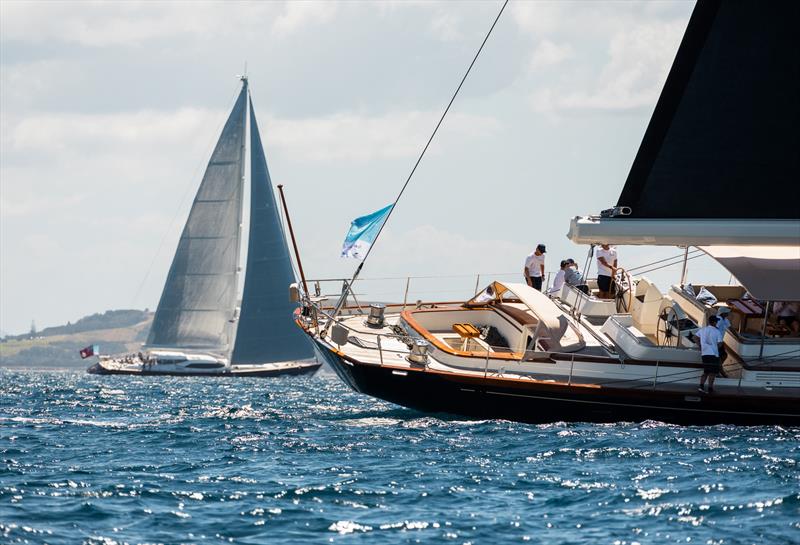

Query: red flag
left=79, top=345, right=98, bottom=359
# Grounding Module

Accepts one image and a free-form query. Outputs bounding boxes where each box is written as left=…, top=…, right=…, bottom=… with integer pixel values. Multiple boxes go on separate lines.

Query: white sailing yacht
left=297, top=0, right=799, bottom=423
left=88, top=77, right=320, bottom=377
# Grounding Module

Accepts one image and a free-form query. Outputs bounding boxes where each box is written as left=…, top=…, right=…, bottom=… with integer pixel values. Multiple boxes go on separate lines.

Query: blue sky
left=2, top=1, right=733, bottom=335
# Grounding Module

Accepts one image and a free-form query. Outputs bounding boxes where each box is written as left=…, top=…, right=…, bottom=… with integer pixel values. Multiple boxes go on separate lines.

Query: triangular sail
left=231, top=98, right=313, bottom=364
left=617, top=0, right=799, bottom=219
left=146, top=83, right=248, bottom=353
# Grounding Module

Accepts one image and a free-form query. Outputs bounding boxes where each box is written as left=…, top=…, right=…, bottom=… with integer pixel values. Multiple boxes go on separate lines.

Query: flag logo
left=79, top=344, right=99, bottom=359
left=341, top=204, right=393, bottom=259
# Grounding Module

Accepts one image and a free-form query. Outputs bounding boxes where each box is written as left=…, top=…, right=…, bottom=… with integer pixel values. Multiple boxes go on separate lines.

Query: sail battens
left=146, top=82, right=247, bottom=353
left=230, top=97, right=312, bottom=365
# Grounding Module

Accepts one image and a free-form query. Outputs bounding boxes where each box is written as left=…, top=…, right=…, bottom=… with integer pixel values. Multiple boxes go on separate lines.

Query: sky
left=1, top=0, right=733, bottom=335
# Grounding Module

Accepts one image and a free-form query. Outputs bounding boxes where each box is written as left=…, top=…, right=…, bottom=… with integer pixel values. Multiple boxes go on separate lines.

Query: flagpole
left=324, top=0, right=509, bottom=335
left=277, top=184, right=310, bottom=300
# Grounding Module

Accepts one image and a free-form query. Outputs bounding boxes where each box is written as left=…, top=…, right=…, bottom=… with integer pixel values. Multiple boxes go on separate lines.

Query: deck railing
left=306, top=271, right=555, bottom=309
left=303, top=276, right=798, bottom=392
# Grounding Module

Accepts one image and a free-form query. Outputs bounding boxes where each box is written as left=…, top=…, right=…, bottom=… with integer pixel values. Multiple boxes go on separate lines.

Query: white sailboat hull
left=87, top=350, right=320, bottom=377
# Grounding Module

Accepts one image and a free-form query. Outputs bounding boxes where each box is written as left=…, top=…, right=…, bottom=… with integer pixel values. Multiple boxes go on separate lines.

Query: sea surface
left=0, top=369, right=797, bottom=545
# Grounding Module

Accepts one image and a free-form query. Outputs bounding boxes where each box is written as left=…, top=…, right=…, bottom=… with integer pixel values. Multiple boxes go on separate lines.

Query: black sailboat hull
left=87, top=361, right=321, bottom=378
left=313, top=341, right=800, bottom=427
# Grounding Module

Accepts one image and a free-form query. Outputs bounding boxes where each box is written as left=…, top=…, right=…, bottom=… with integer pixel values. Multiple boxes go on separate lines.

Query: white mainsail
left=146, top=82, right=247, bottom=354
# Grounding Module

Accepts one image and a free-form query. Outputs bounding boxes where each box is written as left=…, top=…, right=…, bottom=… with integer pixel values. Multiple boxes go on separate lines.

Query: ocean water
left=0, top=370, right=797, bottom=545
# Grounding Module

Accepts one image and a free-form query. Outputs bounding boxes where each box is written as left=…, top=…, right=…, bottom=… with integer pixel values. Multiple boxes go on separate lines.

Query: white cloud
left=0, top=1, right=321, bottom=46
left=529, top=39, right=573, bottom=70
left=531, top=20, right=685, bottom=114
left=1, top=107, right=500, bottom=222
left=272, top=1, right=338, bottom=37
left=8, top=108, right=221, bottom=155
left=4, top=107, right=500, bottom=164
left=265, top=111, right=501, bottom=163
left=429, top=12, right=463, bottom=42
left=508, top=2, right=563, bottom=35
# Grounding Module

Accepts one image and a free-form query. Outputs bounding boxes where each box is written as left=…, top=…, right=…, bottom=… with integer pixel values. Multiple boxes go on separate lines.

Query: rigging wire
left=633, top=253, right=704, bottom=277
left=358, top=0, right=509, bottom=267
left=325, top=0, right=510, bottom=327
left=626, top=249, right=703, bottom=274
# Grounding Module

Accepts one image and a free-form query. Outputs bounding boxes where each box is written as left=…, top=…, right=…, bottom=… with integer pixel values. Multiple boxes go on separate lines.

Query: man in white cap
left=524, top=244, right=546, bottom=291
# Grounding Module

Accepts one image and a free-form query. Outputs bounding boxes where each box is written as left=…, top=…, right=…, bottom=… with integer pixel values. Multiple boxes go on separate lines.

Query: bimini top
left=466, top=281, right=584, bottom=352
left=699, top=245, right=800, bottom=302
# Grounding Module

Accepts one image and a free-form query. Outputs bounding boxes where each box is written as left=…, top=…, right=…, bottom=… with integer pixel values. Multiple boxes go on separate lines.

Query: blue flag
left=341, top=204, right=393, bottom=259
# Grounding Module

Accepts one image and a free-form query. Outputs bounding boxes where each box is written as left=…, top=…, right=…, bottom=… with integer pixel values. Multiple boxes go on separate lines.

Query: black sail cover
left=231, top=98, right=313, bottom=364
left=617, top=0, right=800, bottom=220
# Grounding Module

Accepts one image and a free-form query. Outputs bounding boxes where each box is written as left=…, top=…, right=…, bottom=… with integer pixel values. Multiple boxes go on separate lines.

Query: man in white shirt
left=524, top=244, right=546, bottom=291
left=595, top=244, right=618, bottom=299
left=696, top=315, right=724, bottom=393
left=546, top=260, right=568, bottom=296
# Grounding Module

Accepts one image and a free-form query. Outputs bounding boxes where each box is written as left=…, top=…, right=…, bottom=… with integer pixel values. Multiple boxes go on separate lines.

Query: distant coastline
left=0, top=310, right=152, bottom=368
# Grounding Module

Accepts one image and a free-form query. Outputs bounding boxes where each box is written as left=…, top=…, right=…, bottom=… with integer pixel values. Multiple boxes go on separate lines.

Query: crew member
left=546, top=260, right=568, bottom=295
left=564, top=259, right=589, bottom=294
left=696, top=315, right=724, bottom=394
left=596, top=244, right=618, bottom=299
left=524, top=244, right=546, bottom=291
left=715, top=308, right=731, bottom=363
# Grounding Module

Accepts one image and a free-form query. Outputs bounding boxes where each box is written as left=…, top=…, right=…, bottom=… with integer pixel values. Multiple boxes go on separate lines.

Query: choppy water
left=0, top=370, right=797, bottom=545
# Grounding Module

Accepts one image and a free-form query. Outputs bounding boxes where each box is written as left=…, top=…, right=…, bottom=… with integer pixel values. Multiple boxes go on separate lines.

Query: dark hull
left=313, top=341, right=800, bottom=426
left=86, top=361, right=321, bottom=378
